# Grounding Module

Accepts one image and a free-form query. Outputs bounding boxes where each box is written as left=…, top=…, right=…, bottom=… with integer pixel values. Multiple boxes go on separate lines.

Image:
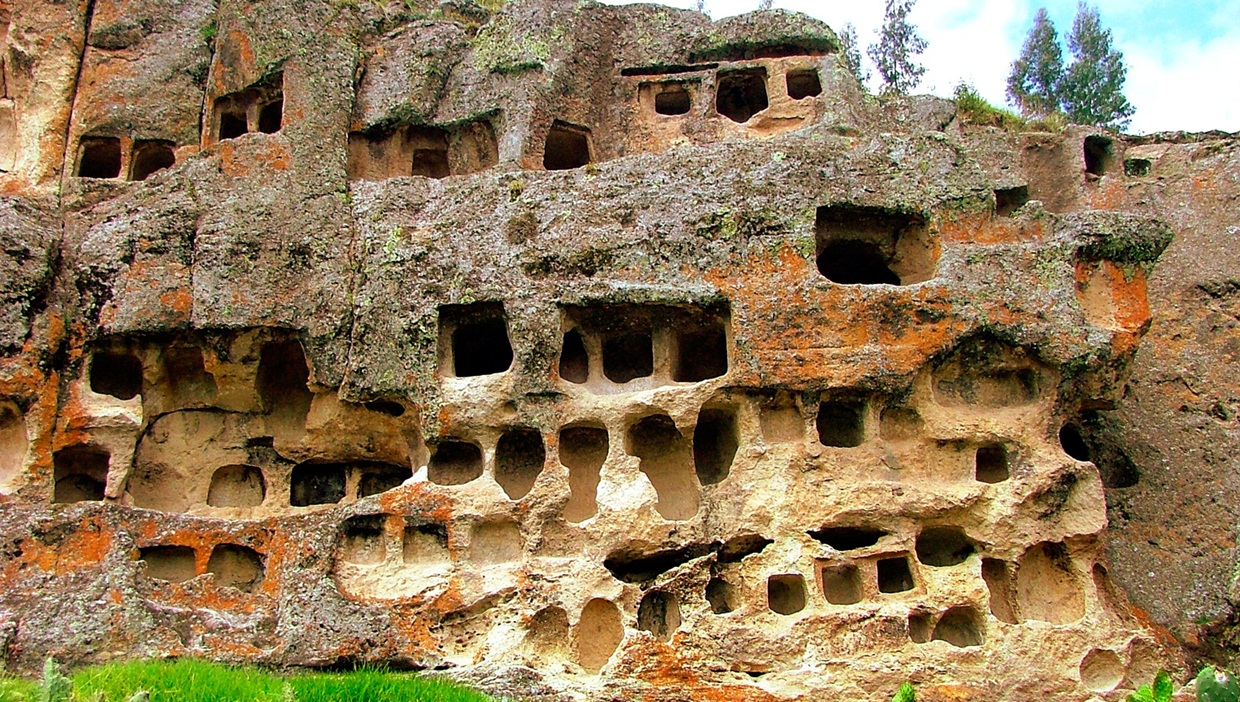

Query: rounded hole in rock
left=428, top=440, right=484, bottom=486
left=915, top=526, right=974, bottom=567
left=706, top=577, right=739, bottom=614
left=1079, top=648, right=1125, bottom=693
left=1017, top=541, right=1085, bottom=625
left=139, top=545, right=197, bottom=583
left=576, top=598, right=623, bottom=674
left=527, top=606, right=571, bottom=657
left=207, top=464, right=266, bottom=508
left=129, top=141, right=176, bottom=181
left=655, top=86, right=691, bottom=115
left=558, top=329, right=589, bottom=384
left=0, top=403, right=27, bottom=481
left=258, top=99, right=282, bottom=134
left=52, top=445, right=109, bottom=503
left=716, top=69, right=768, bottom=123
left=821, top=564, right=863, bottom=605
left=877, top=557, right=914, bottom=593
left=995, top=185, right=1030, bottom=216
left=786, top=68, right=822, bottom=99
left=816, top=239, right=900, bottom=285
left=494, top=428, right=546, bottom=500
left=693, top=406, right=738, bottom=485
left=289, top=462, right=346, bottom=506
left=560, top=425, right=609, bottom=523
left=602, top=332, right=653, bottom=384
left=207, top=544, right=264, bottom=593
left=1059, top=424, right=1091, bottom=462
left=256, top=340, right=312, bottom=431
left=90, top=351, right=143, bottom=400
left=931, top=606, right=986, bottom=647
left=816, top=400, right=865, bottom=448
left=975, top=443, right=1010, bottom=483
left=767, top=573, right=807, bottom=615
left=1083, top=135, right=1113, bottom=176
left=637, top=591, right=681, bottom=641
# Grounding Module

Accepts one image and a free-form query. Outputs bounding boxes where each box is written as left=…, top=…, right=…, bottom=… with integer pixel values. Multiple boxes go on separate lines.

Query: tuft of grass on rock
left=953, top=83, right=1028, bottom=130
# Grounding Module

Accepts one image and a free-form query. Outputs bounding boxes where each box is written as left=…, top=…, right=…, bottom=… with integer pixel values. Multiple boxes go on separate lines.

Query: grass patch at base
left=3, top=659, right=493, bottom=702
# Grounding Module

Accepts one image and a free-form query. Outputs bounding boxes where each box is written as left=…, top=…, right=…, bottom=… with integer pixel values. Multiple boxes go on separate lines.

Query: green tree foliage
left=1006, top=3, right=1134, bottom=129
left=867, top=0, right=927, bottom=95
left=1006, top=7, right=1062, bottom=117
left=839, top=22, right=869, bottom=85
left=1060, top=1, right=1135, bottom=128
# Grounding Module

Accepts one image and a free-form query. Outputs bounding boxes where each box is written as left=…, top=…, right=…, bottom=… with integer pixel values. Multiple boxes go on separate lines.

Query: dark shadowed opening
left=706, top=577, right=739, bottom=614
left=1059, top=424, right=1090, bottom=462
left=290, top=462, right=346, bottom=506
left=129, top=140, right=176, bottom=181
left=786, top=68, right=822, bottom=99
left=655, top=85, right=691, bottom=115
left=975, top=444, right=1010, bottom=483
left=816, top=400, right=865, bottom=448
left=1124, top=158, right=1151, bottom=177
left=218, top=109, right=247, bottom=140
left=77, top=137, right=122, bottom=178
left=808, top=526, right=886, bottom=550
left=994, top=185, right=1029, bottom=216
left=90, top=351, right=143, bottom=400
left=559, top=329, right=589, bottom=384
left=258, top=99, right=283, bottom=134
left=53, top=445, right=109, bottom=504
left=602, top=332, right=653, bottom=383
left=442, top=304, right=514, bottom=378
left=357, top=462, right=412, bottom=498
left=816, top=239, right=900, bottom=285
left=1084, top=135, right=1113, bottom=176
left=672, top=325, right=728, bottom=382
left=767, top=573, right=806, bottom=615
left=716, top=69, right=768, bottom=123
left=544, top=121, right=591, bottom=170
left=915, top=526, right=974, bottom=567
left=693, top=406, right=738, bottom=485
left=878, top=556, right=914, bottom=593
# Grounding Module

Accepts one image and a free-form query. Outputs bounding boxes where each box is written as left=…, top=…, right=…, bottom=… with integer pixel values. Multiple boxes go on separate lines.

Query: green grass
left=953, top=83, right=1029, bottom=130
left=2, top=659, right=493, bottom=702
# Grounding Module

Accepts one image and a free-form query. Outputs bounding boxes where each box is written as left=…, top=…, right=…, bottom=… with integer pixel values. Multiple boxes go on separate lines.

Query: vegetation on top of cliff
left=0, top=659, right=493, bottom=702
left=1008, top=3, right=1134, bottom=129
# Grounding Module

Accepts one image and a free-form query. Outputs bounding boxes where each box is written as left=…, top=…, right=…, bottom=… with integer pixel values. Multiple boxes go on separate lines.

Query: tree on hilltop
left=1060, top=2, right=1135, bottom=128
left=868, top=0, right=927, bottom=95
left=1006, top=3, right=1134, bottom=129
left=1006, top=8, right=1063, bottom=117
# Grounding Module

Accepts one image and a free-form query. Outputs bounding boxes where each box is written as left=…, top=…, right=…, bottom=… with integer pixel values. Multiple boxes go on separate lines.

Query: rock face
left=0, top=0, right=1233, bottom=699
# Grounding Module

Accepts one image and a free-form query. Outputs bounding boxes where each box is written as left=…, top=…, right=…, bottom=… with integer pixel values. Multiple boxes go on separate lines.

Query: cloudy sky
left=598, top=0, right=1240, bottom=135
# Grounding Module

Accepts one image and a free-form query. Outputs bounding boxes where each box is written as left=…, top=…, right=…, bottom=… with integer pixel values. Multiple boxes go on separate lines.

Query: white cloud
left=597, top=0, right=1240, bottom=134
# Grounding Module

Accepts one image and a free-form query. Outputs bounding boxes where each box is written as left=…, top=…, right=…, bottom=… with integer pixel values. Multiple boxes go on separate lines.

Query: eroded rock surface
left=0, top=0, right=1232, bottom=699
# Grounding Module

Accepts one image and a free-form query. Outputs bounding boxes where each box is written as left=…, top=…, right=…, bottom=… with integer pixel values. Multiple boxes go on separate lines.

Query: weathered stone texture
left=0, top=0, right=1235, bottom=700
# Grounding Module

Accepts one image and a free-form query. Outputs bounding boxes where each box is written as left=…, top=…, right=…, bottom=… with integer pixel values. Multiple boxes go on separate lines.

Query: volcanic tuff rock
left=0, top=0, right=1235, bottom=699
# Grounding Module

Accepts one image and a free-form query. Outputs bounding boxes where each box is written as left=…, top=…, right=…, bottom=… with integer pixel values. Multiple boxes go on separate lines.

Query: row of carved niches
left=137, top=542, right=266, bottom=594
left=347, top=117, right=499, bottom=181
left=209, top=72, right=284, bottom=145
left=331, top=508, right=1111, bottom=667
left=46, top=330, right=422, bottom=516
left=557, top=302, right=730, bottom=392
